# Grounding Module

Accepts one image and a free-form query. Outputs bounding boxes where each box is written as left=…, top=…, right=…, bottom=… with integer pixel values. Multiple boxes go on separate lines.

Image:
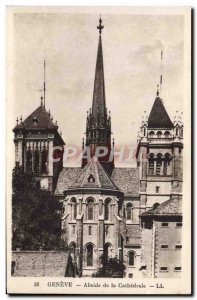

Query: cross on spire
left=156, top=84, right=160, bottom=96
left=97, top=16, right=104, bottom=34
left=38, top=87, right=43, bottom=105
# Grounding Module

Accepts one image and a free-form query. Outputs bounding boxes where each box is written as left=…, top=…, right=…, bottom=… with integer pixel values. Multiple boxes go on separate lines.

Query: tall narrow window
left=34, top=149, right=39, bottom=173
left=26, top=148, right=32, bottom=172
left=72, top=225, right=75, bottom=235
left=71, top=198, right=77, bottom=219
left=106, top=226, right=109, bottom=236
left=156, top=154, right=162, bottom=175
left=128, top=251, right=135, bottom=266
left=87, top=199, right=94, bottom=220
left=88, top=226, right=92, bottom=235
left=87, top=244, right=93, bottom=266
left=127, top=203, right=133, bottom=221
left=164, top=153, right=171, bottom=176
left=148, top=154, right=154, bottom=175
left=105, top=199, right=111, bottom=220
left=41, top=148, right=48, bottom=173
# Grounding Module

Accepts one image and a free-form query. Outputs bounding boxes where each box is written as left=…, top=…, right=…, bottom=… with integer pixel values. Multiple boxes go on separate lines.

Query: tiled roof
left=148, top=97, right=174, bottom=128
left=14, top=105, right=55, bottom=130
left=54, top=167, right=82, bottom=194
left=69, top=159, right=119, bottom=191
left=111, top=168, right=139, bottom=196
left=142, top=198, right=182, bottom=216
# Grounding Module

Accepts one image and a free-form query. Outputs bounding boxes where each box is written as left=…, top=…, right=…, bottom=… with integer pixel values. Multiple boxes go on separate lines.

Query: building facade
left=13, top=18, right=183, bottom=278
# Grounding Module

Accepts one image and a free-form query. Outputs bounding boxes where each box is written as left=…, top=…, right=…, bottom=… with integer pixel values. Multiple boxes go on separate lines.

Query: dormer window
left=88, top=174, right=95, bottom=183
left=32, top=115, right=38, bottom=125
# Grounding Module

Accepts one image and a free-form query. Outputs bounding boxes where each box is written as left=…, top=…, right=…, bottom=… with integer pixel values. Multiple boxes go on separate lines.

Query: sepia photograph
left=6, top=6, right=191, bottom=294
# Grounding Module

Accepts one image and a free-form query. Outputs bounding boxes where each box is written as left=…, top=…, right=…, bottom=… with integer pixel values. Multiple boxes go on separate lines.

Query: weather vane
left=97, top=16, right=104, bottom=34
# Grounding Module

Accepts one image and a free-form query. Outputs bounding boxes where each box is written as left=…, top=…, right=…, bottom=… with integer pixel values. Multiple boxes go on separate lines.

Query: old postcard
left=6, top=6, right=191, bottom=294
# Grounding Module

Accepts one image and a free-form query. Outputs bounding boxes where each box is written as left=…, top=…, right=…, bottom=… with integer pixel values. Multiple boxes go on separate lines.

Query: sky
left=8, top=8, right=185, bottom=167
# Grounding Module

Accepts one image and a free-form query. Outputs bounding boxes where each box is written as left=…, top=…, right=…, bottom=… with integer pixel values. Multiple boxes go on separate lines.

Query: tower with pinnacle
left=13, top=62, right=65, bottom=192
left=136, top=86, right=183, bottom=213
left=82, top=17, right=114, bottom=175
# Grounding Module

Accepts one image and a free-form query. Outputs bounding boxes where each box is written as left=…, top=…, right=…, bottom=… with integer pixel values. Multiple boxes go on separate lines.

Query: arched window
left=157, top=131, right=162, bottom=138
left=148, top=154, right=154, bottom=175
left=41, top=148, right=48, bottom=173
left=87, top=199, right=94, bottom=220
left=26, top=148, right=32, bottom=172
left=164, top=131, right=170, bottom=138
left=149, top=131, right=154, bottom=138
left=105, top=199, right=111, bottom=220
left=34, top=149, right=39, bottom=173
left=164, top=153, right=171, bottom=175
left=86, top=244, right=93, bottom=266
left=156, top=154, right=162, bottom=175
left=71, top=198, right=77, bottom=219
left=72, top=225, right=75, bottom=235
left=128, top=251, right=135, bottom=266
left=126, top=203, right=133, bottom=221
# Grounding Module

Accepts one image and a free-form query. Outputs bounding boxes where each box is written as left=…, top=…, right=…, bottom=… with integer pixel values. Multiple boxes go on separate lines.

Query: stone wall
left=12, top=251, right=69, bottom=277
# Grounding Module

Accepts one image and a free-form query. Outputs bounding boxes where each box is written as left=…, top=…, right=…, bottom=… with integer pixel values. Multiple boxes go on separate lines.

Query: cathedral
left=13, top=18, right=183, bottom=278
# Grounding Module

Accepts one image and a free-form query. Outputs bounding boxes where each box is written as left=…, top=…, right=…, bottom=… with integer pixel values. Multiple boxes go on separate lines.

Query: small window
left=128, top=251, right=135, bottom=266
left=175, top=245, right=182, bottom=249
left=88, top=226, right=92, bottom=236
left=162, top=223, right=169, bottom=227
left=128, top=274, right=133, bottom=278
left=157, top=131, right=162, bottom=138
left=106, top=226, right=109, bottom=236
left=72, top=225, right=75, bottom=235
left=161, top=245, right=168, bottom=249
left=174, top=267, right=181, bottom=271
left=156, top=186, right=160, bottom=193
left=176, top=223, right=182, bottom=227
left=160, top=267, right=168, bottom=271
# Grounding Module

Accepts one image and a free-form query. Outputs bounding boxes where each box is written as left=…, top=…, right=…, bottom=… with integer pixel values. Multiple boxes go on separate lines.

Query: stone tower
left=13, top=96, right=65, bottom=192
left=136, top=87, right=183, bottom=213
left=82, top=17, right=114, bottom=175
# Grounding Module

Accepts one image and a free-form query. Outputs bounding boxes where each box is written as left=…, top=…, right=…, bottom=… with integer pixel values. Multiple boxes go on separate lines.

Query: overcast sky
left=9, top=8, right=184, bottom=167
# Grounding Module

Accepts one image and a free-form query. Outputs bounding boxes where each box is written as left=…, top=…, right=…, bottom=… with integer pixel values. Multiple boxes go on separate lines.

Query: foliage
left=12, top=165, right=62, bottom=250
left=92, top=254, right=126, bottom=278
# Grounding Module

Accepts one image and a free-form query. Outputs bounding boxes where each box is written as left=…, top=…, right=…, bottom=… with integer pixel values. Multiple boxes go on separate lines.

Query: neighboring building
left=140, top=198, right=182, bottom=278
left=13, top=100, right=65, bottom=192
left=13, top=18, right=184, bottom=278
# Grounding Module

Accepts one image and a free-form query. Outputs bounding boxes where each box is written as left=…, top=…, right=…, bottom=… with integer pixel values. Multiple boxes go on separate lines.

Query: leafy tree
left=12, top=165, right=62, bottom=250
left=92, top=254, right=126, bottom=278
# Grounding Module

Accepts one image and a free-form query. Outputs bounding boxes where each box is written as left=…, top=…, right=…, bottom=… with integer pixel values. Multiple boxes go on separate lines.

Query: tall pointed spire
left=82, top=17, right=114, bottom=174
left=92, top=17, right=106, bottom=120
left=43, top=60, right=46, bottom=108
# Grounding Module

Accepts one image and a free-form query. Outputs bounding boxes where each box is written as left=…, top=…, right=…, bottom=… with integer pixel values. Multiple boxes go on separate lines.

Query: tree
left=92, top=255, right=126, bottom=278
left=12, top=165, right=62, bottom=250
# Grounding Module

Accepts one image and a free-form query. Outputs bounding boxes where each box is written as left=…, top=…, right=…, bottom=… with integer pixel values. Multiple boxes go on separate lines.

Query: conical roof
left=148, top=97, right=173, bottom=129
left=69, top=158, right=119, bottom=191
